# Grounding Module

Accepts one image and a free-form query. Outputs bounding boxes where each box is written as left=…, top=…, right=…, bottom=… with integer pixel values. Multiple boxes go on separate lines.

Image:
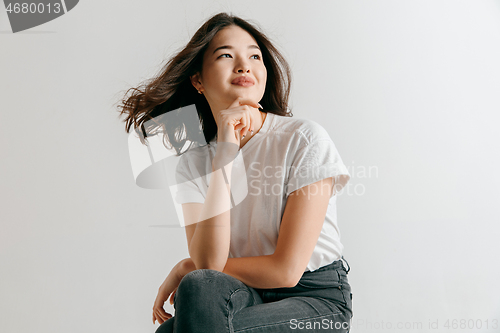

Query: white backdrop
left=1, top=1, right=499, bottom=332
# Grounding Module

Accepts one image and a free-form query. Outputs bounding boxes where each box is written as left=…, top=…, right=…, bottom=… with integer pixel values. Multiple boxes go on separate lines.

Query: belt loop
left=341, top=256, right=350, bottom=274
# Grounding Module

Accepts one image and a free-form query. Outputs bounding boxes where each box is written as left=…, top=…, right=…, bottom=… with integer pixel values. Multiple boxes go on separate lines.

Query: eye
left=217, top=53, right=261, bottom=60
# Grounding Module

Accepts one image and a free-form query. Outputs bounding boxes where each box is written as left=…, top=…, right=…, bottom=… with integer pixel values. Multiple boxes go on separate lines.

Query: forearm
left=189, top=158, right=233, bottom=271
left=222, top=254, right=293, bottom=289
left=181, top=254, right=292, bottom=289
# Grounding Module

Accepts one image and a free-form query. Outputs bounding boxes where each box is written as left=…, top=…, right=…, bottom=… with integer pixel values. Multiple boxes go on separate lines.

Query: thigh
left=232, top=296, right=350, bottom=333
left=172, top=269, right=264, bottom=315
left=257, top=263, right=353, bottom=317
left=232, top=261, right=353, bottom=332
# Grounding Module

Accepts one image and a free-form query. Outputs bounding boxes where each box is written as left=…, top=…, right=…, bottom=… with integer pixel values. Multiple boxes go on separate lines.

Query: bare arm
left=187, top=97, right=261, bottom=271
left=224, top=178, right=333, bottom=289
left=184, top=177, right=333, bottom=288
left=180, top=254, right=291, bottom=289
left=188, top=149, right=234, bottom=271
left=222, top=255, right=292, bottom=288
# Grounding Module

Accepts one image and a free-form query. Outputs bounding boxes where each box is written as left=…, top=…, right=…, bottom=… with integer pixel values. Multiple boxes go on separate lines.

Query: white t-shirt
left=174, top=112, right=351, bottom=272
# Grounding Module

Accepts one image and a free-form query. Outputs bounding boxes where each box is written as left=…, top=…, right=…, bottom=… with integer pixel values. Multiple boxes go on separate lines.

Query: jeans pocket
left=294, top=269, right=349, bottom=311
left=297, top=269, right=342, bottom=289
left=336, top=270, right=353, bottom=316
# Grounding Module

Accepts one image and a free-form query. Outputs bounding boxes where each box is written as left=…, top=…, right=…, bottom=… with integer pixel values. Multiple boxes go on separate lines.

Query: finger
left=234, top=110, right=247, bottom=132
left=237, top=98, right=260, bottom=110
left=157, top=313, right=167, bottom=323
left=240, top=112, right=247, bottom=138
left=154, top=310, right=165, bottom=324
left=251, top=109, right=259, bottom=134
left=243, top=112, right=249, bottom=137
left=249, top=112, right=253, bottom=134
left=228, top=96, right=243, bottom=109
left=169, top=290, right=176, bottom=305
left=159, top=313, right=171, bottom=324
left=155, top=311, right=165, bottom=324
left=157, top=308, right=170, bottom=322
left=244, top=112, right=250, bottom=137
left=239, top=112, right=247, bottom=137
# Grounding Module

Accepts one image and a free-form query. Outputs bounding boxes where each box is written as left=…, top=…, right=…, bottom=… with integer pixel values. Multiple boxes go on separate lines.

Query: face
left=191, top=25, right=267, bottom=112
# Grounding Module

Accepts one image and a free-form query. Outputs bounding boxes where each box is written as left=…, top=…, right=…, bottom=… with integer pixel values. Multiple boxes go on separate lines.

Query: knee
left=181, top=268, right=223, bottom=284
left=155, top=317, right=174, bottom=333
left=177, top=269, right=227, bottom=301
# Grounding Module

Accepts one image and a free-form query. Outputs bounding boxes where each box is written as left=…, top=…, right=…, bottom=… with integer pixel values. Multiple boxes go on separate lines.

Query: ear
left=190, top=73, right=203, bottom=92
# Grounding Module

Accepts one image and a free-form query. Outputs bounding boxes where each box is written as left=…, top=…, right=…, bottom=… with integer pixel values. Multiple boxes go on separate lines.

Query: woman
left=118, top=12, right=353, bottom=333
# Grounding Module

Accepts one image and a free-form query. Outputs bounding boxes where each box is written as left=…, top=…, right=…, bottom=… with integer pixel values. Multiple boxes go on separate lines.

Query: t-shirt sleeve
left=174, top=154, right=206, bottom=204
left=285, top=139, right=351, bottom=198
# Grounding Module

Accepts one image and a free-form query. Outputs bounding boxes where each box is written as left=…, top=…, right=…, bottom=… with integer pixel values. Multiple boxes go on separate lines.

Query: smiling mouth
left=232, top=81, right=254, bottom=87
left=231, top=76, right=255, bottom=86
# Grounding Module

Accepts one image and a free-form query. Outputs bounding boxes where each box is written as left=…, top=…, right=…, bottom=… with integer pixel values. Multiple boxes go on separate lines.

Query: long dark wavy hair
left=116, top=12, right=292, bottom=155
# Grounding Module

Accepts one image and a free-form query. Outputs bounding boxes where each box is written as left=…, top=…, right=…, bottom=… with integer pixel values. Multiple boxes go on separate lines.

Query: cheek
left=258, top=67, right=267, bottom=89
left=202, top=68, right=223, bottom=89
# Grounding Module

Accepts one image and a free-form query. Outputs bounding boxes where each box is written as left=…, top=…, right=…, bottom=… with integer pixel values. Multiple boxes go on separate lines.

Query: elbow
left=281, top=263, right=302, bottom=288
left=285, top=273, right=301, bottom=288
left=191, top=257, right=227, bottom=272
left=196, top=263, right=225, bottom=272
left=273, top=254, right=302, bottom=288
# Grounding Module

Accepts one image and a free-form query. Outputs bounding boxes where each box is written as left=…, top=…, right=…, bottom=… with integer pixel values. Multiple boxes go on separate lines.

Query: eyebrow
left=212, top=45, right=261, bottom=54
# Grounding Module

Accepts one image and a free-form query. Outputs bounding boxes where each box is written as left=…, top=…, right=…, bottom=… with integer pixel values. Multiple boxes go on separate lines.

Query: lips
left=231, top=76, right=255, bottom=86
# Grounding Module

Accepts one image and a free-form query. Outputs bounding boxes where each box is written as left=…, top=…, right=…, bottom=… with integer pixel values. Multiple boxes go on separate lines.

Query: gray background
left=1, top=1, right=499, bottom=332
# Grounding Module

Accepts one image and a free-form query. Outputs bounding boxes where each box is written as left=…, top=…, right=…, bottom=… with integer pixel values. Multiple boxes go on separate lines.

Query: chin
left=224, top=88, right=263, bottom=102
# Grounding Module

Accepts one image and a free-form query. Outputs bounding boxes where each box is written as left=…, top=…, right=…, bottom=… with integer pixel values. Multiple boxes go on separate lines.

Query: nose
left=235, top=58, right=250, bottom=73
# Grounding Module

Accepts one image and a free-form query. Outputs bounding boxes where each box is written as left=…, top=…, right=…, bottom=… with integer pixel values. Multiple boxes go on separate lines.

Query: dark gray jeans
left=155, top=257, right=353, bottom=333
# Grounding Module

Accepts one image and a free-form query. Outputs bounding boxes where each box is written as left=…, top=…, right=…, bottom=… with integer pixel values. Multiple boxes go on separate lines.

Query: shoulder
left=271, top=113, right=332, bottom=145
